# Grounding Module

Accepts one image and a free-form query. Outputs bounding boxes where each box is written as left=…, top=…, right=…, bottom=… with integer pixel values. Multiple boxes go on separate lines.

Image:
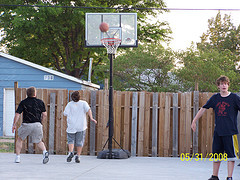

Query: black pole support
left=108, top=53, right=114, bottom=159
left=97, top=53, right=131, bottom=159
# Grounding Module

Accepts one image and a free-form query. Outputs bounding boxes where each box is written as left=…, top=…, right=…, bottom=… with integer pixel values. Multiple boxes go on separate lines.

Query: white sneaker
left=15, top=155, right=20, bottom=163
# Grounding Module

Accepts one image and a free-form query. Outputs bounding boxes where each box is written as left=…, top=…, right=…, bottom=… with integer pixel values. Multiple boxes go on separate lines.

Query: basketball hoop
left=101, top=38, right=121, bottom=54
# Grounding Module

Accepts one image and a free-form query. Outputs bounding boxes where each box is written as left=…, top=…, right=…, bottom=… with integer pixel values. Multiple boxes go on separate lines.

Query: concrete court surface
left=0, top=153, right=239, bottom=180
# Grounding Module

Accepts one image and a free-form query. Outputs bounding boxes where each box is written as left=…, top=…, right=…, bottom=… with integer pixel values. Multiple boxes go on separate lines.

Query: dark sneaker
left=226, top=177, right=232, bottom=180
left=67, top=152, right=74, bottom=162
left=43, top=152, right=49, bottom=164
left=208, top=175, right=219, bottom=180
left=75, top=156, right=80, bottom=163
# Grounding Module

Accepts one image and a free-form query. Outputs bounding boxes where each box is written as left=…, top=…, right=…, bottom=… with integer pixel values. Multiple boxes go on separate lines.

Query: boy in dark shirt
left=191, top=76, right=240, bottom=180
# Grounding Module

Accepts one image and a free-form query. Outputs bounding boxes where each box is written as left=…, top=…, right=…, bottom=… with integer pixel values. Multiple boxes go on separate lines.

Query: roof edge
left=0, top=52, right=100, bottom=89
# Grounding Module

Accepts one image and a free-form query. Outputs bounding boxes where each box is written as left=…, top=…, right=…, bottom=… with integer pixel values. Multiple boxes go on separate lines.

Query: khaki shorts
left=18, top=122, right=43, bottom=143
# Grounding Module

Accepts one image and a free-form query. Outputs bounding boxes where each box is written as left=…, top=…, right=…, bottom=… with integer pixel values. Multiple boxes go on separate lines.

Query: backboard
left=85, top=13, right=138, bottom=47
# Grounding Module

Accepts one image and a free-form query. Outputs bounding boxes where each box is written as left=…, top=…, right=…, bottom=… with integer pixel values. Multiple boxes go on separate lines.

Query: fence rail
left=15, top=88, right=226, bottom=157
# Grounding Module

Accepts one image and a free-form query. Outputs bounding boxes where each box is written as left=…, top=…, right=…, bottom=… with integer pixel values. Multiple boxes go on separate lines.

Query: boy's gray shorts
left=67, top=130, right=86, bottom=147
left=18, top=122, right=43, bottom=143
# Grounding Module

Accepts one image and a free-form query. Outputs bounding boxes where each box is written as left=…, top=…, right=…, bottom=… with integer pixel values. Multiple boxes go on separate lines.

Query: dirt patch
left=0, top=144, right=11, bottom=150
left=0, top=144, right=14, bottom=153
left=0, top=138, right=14, bottom=152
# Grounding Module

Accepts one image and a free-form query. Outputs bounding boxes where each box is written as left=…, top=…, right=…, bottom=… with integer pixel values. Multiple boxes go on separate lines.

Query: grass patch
left=0, top=142, right=14, bottom=152
left=0, top=138, right=14, bottom=153
left=0, top=137, right=14, bottom=139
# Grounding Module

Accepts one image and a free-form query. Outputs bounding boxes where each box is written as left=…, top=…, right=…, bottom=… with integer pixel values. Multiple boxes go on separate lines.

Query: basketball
left=99, top=22, right=109, bottom=32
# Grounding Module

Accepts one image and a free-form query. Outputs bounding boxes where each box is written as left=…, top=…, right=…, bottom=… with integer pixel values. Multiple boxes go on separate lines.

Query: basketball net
left=101, top=38, right=121, bottom=54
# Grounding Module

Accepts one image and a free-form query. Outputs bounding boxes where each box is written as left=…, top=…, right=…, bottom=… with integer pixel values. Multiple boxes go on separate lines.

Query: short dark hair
left=27, top=87, right=36, bottom=97
left=216, top=75, right=230, bottom=86
left=71, top=91, right=80, bottom=102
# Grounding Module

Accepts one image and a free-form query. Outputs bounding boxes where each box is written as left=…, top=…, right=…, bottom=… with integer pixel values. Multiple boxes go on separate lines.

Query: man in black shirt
left=12, top=87, right=49, bottom=164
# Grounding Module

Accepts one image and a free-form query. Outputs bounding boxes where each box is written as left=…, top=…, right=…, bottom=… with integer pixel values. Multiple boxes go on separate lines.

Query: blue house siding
left=0, top=88, right=4, bottom=133
left=0, top=90, right=3, bottom=135
left=0, top=53, right=99, bottom=136
left=0, top=58, right=82, bottom=89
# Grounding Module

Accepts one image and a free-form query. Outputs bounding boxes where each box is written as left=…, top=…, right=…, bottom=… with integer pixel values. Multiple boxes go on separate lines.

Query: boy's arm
left=191, top=108, right=206, bottom=132
left=87, top=109, right=97, bottom=124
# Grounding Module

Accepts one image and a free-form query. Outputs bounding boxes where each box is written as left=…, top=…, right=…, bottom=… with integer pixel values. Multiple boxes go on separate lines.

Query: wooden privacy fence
left=15, top=88, right=219, bottom=157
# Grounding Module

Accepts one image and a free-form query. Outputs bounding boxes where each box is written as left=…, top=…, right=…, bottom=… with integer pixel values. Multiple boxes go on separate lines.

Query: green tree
left=197, top=11, right=240, bottom=56
left=0, top=0, right=171, bottom=83
left=174, top=47, right=240, bottom=92
left=174, top=12, right=240, bottom=92
left=96, top=44, right=176, bottom=92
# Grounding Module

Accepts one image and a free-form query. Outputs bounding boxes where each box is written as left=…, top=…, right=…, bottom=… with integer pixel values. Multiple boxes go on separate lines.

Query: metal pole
left=108, top=53, right=114, bottom=159
left=88, top=58, right=93, bottom=82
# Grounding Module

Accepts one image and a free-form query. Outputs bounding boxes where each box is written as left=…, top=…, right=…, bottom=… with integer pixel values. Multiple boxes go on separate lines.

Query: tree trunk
left=195, top=81, right=199, bottom=91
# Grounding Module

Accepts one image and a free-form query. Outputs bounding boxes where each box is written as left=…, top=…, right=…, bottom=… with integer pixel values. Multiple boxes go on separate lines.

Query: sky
left=158, top=0, right=240, bottom=51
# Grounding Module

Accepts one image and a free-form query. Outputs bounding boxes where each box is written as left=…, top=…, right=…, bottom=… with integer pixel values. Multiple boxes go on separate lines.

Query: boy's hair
left=216, top=75, right=230, bottom=86
left=27, top=87, right=36, bottom=97
left=71, top=91, right=80, bottom=102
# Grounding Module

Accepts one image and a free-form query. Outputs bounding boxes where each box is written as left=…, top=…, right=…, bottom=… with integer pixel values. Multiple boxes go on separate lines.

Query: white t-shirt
left=63, top=100, right=90, bottom=133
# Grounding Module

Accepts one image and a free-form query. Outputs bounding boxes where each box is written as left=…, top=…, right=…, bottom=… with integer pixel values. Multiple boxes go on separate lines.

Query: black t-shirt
left=203, top=93, right=240, bottom=136
left=16, top=97, right=46, bottom=123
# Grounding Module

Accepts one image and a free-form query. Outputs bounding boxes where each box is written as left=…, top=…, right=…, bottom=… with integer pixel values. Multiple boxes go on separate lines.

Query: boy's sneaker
left=43, top=152, right=49, bottom=164
left=208, top=175, right=219, bottom=180
left=226, top=177, right=232, bottom=180
left=15, top=155, right=20, bottom=163
left=67, top=152, right=74, bottom=162
left=75, top=155, right=80, bottom=163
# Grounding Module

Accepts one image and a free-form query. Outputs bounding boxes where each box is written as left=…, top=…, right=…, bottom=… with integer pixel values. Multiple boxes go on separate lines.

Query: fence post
left=49, top=93, right=56, bottom=154
left=185, top=92, right=192, bottom=154
left=164, top=93, right=171, bottom=156
left=192, top=91, right=199, bottom=154
left=138, top=92, right=145, bottom=156
left=14, top=82, right=18, bottom=153
left=172, top=93, right=178, bottom=157
left=131, top=92, right=138, bottom=157
left=90, top=91, right=96, bottom=156
left=152, top=92, right=158, bottom=157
